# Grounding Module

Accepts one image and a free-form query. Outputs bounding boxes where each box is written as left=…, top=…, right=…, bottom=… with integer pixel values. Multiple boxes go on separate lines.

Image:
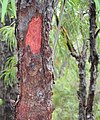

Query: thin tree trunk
left=78, top=56, right=87, bottom=120
left=15, top=0, right=54, bottom=120
left=65, top=26, right=88, bottom=120
left=86, top=0, right=99, bottom=120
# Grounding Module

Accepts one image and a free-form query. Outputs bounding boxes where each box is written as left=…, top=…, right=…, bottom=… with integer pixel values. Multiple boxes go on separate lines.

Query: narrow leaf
left=11, top=0, right=16, bottom=18
left=1, top=0, right=9, bottom=23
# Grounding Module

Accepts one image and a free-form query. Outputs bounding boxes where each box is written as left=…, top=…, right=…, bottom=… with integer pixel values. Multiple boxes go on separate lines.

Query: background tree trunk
left=0, top=23, right=17, bottom=120
left=86, top=0, right=99, bottom=119
left=16, top=0, right=54, bottom=120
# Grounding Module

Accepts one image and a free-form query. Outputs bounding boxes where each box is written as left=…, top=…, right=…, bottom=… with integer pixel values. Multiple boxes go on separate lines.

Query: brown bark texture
left=15, top=0, right=54, bottom=120
left=78, top=56, right=87, bottom=120
left=86, top=0, right=99, bottom=120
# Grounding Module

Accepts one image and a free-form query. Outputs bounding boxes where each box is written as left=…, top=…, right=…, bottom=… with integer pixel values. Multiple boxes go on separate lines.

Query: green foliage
left=0, top=55, right=18, bottom=87
left=10, top=0, right=16, bottom=18
left=0, top=0, right=17, bottom=88
left=0, top=0, right=16, bottom=23
left=0, top=25, right=17, bottom=51
left=51, top=0, right=100, bottom=120
left=0, top=26, right=17, bottom=51
left=52, top=58, right=79, bottom=120
left=94, top=0, right=100, bottom=10
left=1, top=0, right=9, bottom=23
left=0, top=0, right=99, bottom=119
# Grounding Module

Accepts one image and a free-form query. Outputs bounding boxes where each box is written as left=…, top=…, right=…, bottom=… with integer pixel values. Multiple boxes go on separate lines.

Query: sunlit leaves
left=0, top=0, right=17, bottom=88
left=0, top=55, right=18, bottom=87
left=94, top=0, right=100, bottom=10
left=11, top=0, right=16, bottom=18
left=0, top=26, right=17, bottom=51
left=0, top=0, right=16, bottom=23
left=1, top=0, right=9, bottom=23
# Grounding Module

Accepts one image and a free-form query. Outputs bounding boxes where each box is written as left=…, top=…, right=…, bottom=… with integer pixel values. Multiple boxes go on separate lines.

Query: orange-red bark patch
left=25, top=16, right=42, bottom=54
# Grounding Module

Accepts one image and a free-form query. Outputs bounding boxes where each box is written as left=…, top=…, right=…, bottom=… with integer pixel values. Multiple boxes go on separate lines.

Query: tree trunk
left=78, top=56, right=87, bottom=120
left=86, top=0, right=99, bottom=119
left=0, top=24, right=17, bottom=120
left=15, top=0, right=54, bottom=120
left=0, top=43, right=17, bottom=120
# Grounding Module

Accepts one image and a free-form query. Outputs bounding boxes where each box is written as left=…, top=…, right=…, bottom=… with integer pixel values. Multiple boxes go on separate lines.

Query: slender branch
left=54, top=8, right=79, bottom=60
left=52, top=0, right=66, bottom=59
left=94, top=29, right=100, bottom=38
left=54, top=12, right=59, bottom=27
left=63, top=27, right=79, bottom=60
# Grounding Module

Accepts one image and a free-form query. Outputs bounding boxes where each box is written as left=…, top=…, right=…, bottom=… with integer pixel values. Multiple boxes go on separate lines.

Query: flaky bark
left=15, top=0, right=54, bottom=120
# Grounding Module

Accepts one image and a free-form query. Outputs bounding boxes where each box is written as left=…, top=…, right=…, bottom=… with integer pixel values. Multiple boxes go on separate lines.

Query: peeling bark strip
left=16, top=0, right=54, bottom=120
left=86, top=0, right=99, bottom=119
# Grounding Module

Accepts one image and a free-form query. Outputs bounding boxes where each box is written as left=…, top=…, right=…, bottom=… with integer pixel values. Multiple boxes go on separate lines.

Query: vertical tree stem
left=86, top=0, right=99, bottom=119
